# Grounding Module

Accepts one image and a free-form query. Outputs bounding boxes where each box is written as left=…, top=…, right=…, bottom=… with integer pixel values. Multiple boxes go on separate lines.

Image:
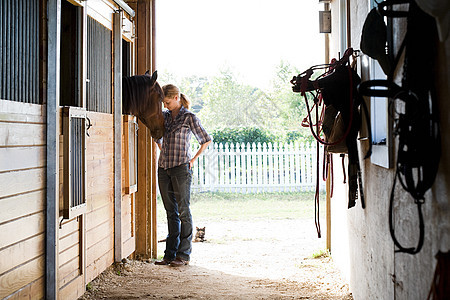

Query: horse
left=122, top=70, right=165, bottom=140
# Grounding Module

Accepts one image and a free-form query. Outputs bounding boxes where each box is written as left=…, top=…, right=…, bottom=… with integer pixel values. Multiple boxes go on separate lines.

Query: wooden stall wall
left=84, top=112, right=115, bottom=283
left=56, top=1, right=122, bottom=298
left=57, top=111, right=114, bottom=299
left=0, top=0, right=136, bottom=298
left=0, top=100, right=46, bottom=299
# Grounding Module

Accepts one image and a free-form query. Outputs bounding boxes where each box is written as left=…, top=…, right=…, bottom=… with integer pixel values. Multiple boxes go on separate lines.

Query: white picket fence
left=190, top=142, right=325, bottom=193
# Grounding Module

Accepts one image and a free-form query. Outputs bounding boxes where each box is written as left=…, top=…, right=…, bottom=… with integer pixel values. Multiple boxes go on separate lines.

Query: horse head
left=123, top=70, right=165, bottom=140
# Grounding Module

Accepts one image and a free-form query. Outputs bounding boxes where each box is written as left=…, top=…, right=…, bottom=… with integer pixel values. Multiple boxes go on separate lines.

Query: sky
left=156, top=0, right=325, bottom=89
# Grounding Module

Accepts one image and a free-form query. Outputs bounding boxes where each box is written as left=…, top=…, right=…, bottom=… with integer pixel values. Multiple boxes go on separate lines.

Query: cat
left=157, top=226, right=206, bottom=243
left=193, top=226, right=206, bottom=242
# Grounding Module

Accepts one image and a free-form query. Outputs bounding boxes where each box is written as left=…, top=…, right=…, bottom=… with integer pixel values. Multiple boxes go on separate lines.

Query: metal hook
left=86, top=117, right=92, bottom=137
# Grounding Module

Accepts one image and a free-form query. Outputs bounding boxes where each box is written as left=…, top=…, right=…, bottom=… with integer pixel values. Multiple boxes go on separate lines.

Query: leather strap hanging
left=359, top=1, right=441, bottom=254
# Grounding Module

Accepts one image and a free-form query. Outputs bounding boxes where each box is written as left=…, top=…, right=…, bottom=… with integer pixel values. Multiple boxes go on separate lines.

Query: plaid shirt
left=157, top=106, right=211, bottom=169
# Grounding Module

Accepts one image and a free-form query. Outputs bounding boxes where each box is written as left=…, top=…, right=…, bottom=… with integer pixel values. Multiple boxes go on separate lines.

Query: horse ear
left=145, top=70, right=158, bottom=85
left=151, top=70, right=158, bottom=82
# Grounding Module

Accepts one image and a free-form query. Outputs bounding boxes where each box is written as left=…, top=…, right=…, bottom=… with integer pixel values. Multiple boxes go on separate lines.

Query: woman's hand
left=189, top=140, right=211, bottom=169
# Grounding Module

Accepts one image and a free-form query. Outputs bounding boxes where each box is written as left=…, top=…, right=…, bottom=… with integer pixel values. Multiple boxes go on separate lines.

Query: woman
left=155, top=84, right=211, bottom=267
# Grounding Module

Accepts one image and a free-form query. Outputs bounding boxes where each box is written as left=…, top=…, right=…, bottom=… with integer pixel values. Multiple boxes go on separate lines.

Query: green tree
left=159, top=62, right=315, bottom=143
left=179, top=75, right=208, bottom=113
left=268, top=61, right=304, bottom=129
left=265, top=60, right=313, bottom=142
left=198, top=67, right=282, bottom=133
left=158, top=71, right=207, bottom=114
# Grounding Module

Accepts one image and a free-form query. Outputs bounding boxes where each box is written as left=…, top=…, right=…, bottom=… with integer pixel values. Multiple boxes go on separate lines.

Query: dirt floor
left=79, top=219, right=352, bottom=299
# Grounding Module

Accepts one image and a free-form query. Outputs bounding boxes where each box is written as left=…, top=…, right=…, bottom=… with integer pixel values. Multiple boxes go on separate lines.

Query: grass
left=157, top=191, right=325, bottom=223
left=311, top=248, right=330, bottom=259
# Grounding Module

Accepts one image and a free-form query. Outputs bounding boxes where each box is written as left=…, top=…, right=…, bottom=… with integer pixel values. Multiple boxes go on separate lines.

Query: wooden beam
left=147, top=129, right=153, bottom=256
left=346, top=0, right=351, bottom=49
left=324, top=2, right=331, bottom=253
left=113, top=10, right=123, bottom=262
left=326, top=163, right=331, bottom=252
left=150, top=0, right=158, bottom=259
left=136, top=119, right=149, bottom=257
left=46, top=0, right=61, bottom=298
left=134, top=0, right=154, bottom=259
left=130, top=0, right=159, bottom=259
left=151, top=0, right=156, bottom=72
left=324, top=3, right=330, bottom=65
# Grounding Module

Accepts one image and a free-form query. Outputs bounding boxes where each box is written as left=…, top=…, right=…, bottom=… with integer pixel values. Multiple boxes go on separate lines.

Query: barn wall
left=0, top=0, right=138, bottom=299
left=84, top=112, right=115, bottom=283
left=0, top=100, right=46, bottom=299
left=57, top=111, right=114, bottom=299
left=55, top=0, right=138, bottom=297
left=327, top=1, right=450, bottom=299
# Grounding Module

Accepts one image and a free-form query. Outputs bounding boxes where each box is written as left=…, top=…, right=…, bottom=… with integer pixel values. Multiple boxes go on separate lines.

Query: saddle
left=291, top=49, right=371, bottom=237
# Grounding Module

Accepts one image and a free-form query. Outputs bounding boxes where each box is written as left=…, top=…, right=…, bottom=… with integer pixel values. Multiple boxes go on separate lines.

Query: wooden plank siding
left=86, top=0, right=116, bottom=31
left=1, top=0, right=138, bottom=297
left=57, top=112, right=115, bottom=297
left=121, top=193, right=136, bottom=258
left=0, top=99, right=46, bottom=299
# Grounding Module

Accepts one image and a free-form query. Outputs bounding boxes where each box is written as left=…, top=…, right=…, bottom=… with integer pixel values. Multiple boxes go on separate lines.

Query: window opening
left=87, top=16, right=112, bottom=113
left=368, top=0, right=393, bottom=168
left=339, top=0, right=348, bottom=56
left=60, top=0, right=82, bottom=107
left=123, top=40, right=132, bottom=77
left=0, top=0, right=40, bottom=103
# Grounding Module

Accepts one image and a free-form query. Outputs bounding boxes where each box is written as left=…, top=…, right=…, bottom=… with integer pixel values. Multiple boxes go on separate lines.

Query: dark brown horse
left=123, top=70, right=165, bottom=140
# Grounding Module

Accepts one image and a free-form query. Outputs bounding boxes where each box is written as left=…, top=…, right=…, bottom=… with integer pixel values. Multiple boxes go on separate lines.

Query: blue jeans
left=158, top=163, right=193, bottom=261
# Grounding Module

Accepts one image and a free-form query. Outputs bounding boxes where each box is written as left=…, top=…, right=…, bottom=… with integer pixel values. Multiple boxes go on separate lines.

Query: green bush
left=211, top=127, right=279, bottom=145
left=209, top=127, right=315, bottom=145
left=286, top=130, right=315, bottom=143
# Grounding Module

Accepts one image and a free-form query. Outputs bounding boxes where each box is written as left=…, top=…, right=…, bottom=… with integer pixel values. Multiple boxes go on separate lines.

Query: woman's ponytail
left=180, top=93, right=191, bottom=110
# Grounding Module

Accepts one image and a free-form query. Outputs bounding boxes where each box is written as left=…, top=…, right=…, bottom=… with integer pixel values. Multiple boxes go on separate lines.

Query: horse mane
left=122, top=74, right=163, bottom=127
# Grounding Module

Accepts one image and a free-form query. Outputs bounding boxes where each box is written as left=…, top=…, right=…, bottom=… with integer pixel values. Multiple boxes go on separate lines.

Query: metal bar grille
left=87, top=17, right=112, bottom=113
left=71, top=117, right=85, bottom=207
left=0, top=0, right=39, bottom=103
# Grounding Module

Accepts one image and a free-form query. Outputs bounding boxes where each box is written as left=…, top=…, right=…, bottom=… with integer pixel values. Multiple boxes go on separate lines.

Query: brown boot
left=169, top=257, right=189, bottom=267
left=154, top=258, right=172, bottom=265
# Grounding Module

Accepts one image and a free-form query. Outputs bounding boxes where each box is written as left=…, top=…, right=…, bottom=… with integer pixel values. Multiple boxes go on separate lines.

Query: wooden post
left=324, top=3, right=330, bottom=64
left=132, top=0, right=157, bottom=259
left=150, top=132, right=158, bottom=258
left=46, top=0, right=60, bottom=298
left=135, top=118, right=149, bottom=257
left=150, top=0, right=158, bottom=259
left=113, top=10, right=123, bottom=262
left=326, top=161, right=332, bottom=252
left=324, top=2, right=331, bottom=253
